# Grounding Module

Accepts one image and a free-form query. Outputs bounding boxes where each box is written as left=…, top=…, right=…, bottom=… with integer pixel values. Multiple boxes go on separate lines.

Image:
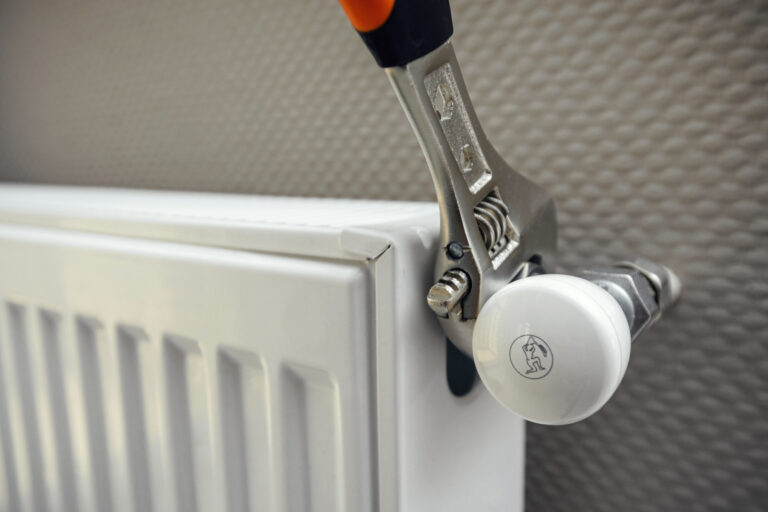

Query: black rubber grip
left=358, top=0, right=453, bottom=68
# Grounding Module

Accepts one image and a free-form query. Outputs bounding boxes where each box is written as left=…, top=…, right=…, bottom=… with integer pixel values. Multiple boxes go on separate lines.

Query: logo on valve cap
left=509, top=334, right=553, bottom=379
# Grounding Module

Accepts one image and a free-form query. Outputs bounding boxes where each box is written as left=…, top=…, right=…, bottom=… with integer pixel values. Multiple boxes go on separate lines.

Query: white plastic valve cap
left=472, top=274, right=632, bottom=425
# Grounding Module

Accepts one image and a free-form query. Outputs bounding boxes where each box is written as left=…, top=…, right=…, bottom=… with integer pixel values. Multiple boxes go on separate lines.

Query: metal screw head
left=447, top=242, right=464, bottom=260
left=427, top=269, right=470, bottom=317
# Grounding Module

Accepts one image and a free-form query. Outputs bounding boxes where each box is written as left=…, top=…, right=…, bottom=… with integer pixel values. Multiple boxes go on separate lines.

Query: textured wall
left=1, top=1, right=767, bottom=510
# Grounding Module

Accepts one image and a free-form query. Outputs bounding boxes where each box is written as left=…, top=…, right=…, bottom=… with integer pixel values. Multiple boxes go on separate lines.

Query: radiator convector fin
left=163, top=334, right=213, bottom=512
left=281, top=364, right=343, bottom=512
left=75, top=317, right=112, bottom=512
left=116, top=326, right=153, bottom=512
left=38, top=310, right=77, bottom=512
left=218, top=349, right=270, bottom=512
left=0, top=305, right=22, bottom=512
left=9, top=304, right=48, bottom=512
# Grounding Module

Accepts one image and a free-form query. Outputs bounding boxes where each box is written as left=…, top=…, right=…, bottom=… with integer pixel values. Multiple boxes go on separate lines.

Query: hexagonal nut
left=617, top=258, right=681, bottom=312
left=581, top=267, right=660, bottom=340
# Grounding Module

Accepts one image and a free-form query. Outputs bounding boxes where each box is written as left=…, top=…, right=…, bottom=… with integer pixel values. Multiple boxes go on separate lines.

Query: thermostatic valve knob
left=472, top=265, right=679, bottom=426
left=473, top=275, right=630, bottom=425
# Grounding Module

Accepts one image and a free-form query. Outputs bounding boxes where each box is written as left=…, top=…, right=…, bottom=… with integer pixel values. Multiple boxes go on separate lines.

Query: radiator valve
left=472, top=262, right=680, bottom=425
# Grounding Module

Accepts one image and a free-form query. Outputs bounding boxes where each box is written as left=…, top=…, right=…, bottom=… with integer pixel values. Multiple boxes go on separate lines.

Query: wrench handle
left=338, top=0, right=453, bottom=67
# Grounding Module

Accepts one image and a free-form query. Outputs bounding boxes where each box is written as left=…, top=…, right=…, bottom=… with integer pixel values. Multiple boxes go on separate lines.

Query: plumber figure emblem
left=509, top=334, right=553, bottom=379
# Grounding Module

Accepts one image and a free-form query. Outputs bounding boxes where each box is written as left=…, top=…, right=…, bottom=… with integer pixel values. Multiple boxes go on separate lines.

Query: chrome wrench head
left=386, top=42, right=557, bottom=355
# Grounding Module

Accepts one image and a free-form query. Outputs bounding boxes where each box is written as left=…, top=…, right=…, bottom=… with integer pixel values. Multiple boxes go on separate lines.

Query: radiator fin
left=163, top=335, right=214, bottom=512
left=281, top=363, right=343, bottom=512
left=117, top=326, right=153, bottom=512
left=0, top=304, right=24, bottom=511
left=219, top=349, right=271, bottom=512
left=75, top=317, right=113, bottom=512
left=8, top=304, right=48, bottom=511
left=38, top=311, right=78, bottom=512
left=0, top=304, right=355, bottom=512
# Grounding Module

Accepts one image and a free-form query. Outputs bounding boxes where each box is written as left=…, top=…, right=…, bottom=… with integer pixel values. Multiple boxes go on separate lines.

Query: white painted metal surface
left=0, top=185, right=524, bottom=512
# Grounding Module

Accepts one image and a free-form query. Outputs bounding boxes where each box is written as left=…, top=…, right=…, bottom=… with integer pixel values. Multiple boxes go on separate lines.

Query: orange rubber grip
left=338, top=0, right=395, bottom=32
left=338, top=0, right=453, bottom=67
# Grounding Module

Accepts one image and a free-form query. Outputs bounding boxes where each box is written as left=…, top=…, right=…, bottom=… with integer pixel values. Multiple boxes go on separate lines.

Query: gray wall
left=1, top=1, right=767, bottom=510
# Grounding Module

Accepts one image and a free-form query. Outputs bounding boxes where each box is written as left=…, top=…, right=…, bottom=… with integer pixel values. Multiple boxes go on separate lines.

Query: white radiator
left=0, top=185, right=524, bottom=512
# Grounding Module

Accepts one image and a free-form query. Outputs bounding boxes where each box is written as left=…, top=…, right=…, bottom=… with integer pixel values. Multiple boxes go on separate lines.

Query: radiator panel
left=0, top=186, right=525, bottom=512
left=0, top=221, right=375, bottom=512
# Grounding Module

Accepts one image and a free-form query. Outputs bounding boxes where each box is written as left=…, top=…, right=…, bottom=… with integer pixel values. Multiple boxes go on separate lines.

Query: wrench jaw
left=386, top=41, right=558, bottom=356
left=435, top=173, right=557, bottom=355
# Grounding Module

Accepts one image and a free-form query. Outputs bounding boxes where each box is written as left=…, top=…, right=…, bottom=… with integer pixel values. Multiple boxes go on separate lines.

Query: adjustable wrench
left=338, top=0, right=680, bottom=424
left=339, top=0, right=556, bottom=355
